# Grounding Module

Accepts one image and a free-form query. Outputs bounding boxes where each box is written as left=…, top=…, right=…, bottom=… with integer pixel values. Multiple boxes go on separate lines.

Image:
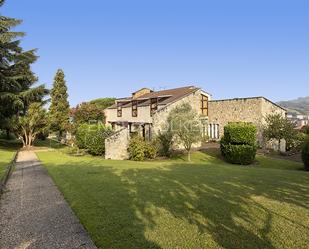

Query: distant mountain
left=277, top=97, right=309, bottom=115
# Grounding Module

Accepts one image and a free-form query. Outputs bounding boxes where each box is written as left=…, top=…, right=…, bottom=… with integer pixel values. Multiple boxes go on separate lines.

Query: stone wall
left=152, top=89, right=211, bottom=134
left=105, top=127, right=130, bottom=160
left=152, top=89, right=211, bottom=149
left=208, top=97, right=286, bottom=145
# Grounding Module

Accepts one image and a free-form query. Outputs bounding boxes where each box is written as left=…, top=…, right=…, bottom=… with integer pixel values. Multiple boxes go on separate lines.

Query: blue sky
left=2, top=0, right=309, bottom=106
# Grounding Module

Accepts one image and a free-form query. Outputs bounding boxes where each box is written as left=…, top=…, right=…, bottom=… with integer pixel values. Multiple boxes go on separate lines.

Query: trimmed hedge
left=224, top=122, right=257, bottom=145
left=302, top=136, right=309, bottom=171
left=221, top=122, right=257, bottom=165
left=221, top=143, right=257, bottom=165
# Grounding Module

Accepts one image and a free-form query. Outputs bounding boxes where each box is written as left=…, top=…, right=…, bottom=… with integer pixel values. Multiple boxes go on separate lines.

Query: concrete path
left=0, top=151, right=97, bottom=249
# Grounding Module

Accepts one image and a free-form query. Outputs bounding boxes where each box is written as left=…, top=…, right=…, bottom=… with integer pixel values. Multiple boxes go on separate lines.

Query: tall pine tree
left=0, top=0, right=48, bottom=137
left=49, top=69, right=70, bottom=137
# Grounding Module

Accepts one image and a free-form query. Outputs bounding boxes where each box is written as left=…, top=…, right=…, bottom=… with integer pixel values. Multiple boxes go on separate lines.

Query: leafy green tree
left=14, top=102, right=48, bottom=148
left=167, top=103, right=201, bottom=161
left=263, top=114, right=297, bottom=151
left=49, top=69, right=70, bottom=137
left=0, top=0, right=48, bottom=136
left=90, top=98, right=115, bottom=109
left=73, top=102, right=105, bottom=126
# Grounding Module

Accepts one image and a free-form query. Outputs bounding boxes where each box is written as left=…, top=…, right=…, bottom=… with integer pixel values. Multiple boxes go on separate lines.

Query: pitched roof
left=107, top=86, right=200, bottom=109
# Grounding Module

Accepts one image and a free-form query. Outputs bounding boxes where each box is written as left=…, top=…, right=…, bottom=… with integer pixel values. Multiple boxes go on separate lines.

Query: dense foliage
left=221, top=122, right=257, bottom=165
left=14, top=102, right=48, bottom=148
left=157, top=130, right=173, bottom=157
left=223, top=122, right=256, bottom=145
left=75, top=123, right=89, bottom=149
left=302, top=136, right=309, bottom=171
left=263, top=114, right=297, bottom=151
left=167, top=103, right=201, bottom=161
left=0, top=0, right=48, bottom=137
left=128, top=136, right=158, bottom=161
left=72, top=102, right=105, bottom=126
left=302, top=125, right=309, bottom=135
left=49, top=69, right=70, bottom=136
left=75, top=124, right=112, bottom=155
left=89, top=98, right=116, bottom=110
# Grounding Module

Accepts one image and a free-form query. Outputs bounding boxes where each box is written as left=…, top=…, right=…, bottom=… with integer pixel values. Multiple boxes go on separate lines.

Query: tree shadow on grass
left=43, top=157, right=309, bottom=249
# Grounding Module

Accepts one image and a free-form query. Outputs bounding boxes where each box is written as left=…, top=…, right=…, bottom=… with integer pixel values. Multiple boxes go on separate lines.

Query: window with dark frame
left=117, top=102, right=122, bottom=117
left=150, top=98, right=158, bottom=116
left=201, top=94, right=208, bottom=116
left=132, top=100, right=138, bottom=117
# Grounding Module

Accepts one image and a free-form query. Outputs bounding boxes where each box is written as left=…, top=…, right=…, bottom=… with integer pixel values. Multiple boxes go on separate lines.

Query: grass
left=36, top=150, right=309, bottom=249
left=33, top=138, right=67, bottom=150
left=0, top=139, right=20, bottom=180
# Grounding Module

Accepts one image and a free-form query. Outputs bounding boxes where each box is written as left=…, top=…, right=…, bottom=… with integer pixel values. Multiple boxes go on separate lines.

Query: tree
left=263, top=114, right=297, bottom=151
left=167, top=103, right=201, bottom=161
left=89, top=98, right=115, bottom=110
left=0, top=0, right=48, bottom=136
left=49, top=69, right=70, bottom=137
left=14, top=102, right=48, bottom=148
left=73, top=102, right=105, bottom=126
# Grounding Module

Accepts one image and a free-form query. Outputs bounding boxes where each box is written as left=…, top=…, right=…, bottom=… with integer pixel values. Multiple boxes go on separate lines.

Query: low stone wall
left=105, top=128, right=130, bottom=160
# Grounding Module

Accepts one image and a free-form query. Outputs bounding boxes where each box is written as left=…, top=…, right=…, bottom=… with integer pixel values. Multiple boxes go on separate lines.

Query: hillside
left=277, top=96, right=309, bottom=115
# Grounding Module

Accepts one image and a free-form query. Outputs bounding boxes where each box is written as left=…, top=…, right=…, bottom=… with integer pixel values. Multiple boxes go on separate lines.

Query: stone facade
left=105, top=127, right=130, bottom=160
left=152, top=89, right=211, bottom=134
left=104, top=86, right=287, bottom=159
left=208, top=97, right=286, bottom=145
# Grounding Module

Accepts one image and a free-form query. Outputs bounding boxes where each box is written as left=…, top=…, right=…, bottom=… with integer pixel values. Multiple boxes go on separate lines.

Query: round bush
left=221, top=143, right=257, bottom=165
left=302, top=136, right=309, bottom=171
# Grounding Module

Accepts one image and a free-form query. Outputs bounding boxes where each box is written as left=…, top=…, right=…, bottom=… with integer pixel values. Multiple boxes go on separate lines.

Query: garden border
left=0, top=151, right=18, bottom=195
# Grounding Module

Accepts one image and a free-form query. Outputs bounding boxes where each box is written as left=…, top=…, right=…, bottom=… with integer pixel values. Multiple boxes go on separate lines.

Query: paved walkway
left=0, top=151, right=97, bottom=249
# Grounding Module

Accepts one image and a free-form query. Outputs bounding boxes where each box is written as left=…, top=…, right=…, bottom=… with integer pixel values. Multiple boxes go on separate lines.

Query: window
left=117, top=102, right=122, bottom=117
left=132, top=100, right=138, bottom=117
left=208, top=124, right=220, bottom=139
left=201, top=94, right=208, bottom=116
left=150, top=98, right=158, bottom=116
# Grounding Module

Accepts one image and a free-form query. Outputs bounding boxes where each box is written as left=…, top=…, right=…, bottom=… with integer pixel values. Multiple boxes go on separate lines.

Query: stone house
left=104, top=86, right=286, bottom=160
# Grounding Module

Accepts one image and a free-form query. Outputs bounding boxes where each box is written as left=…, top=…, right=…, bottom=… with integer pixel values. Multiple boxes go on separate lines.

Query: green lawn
left=36, top=150, right=309, bottom=249
left=0, top=139, right=19, bottom=180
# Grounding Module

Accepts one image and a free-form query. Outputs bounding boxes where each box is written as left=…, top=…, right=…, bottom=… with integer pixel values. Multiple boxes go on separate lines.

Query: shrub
left=302, top=126, right=309, bottom=135
left=84, top=125, right=112, bottom=155
left=220, top=122, right=257, bottom=165
left=224, top=122, right=257, bottom=145
left=287, top=132, right=306, bottom=152
left=75, top=123, right=112, bottom=155
left=144, top=140, right=159, bottom=159
left=221, top=143, right=257, bottom=165
left=128, top=136, right=159, bottom=161
left=75, top=123, right=89, bottom=149
left=128, top=136, right=146, bottom=161
left=302, top=136, right=309, bottom=171
left=157, top=130, right=173, bottom=157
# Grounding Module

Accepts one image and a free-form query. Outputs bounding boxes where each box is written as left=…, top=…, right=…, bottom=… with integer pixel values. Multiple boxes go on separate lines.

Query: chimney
left=132, top=88, right=153, bottom=99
